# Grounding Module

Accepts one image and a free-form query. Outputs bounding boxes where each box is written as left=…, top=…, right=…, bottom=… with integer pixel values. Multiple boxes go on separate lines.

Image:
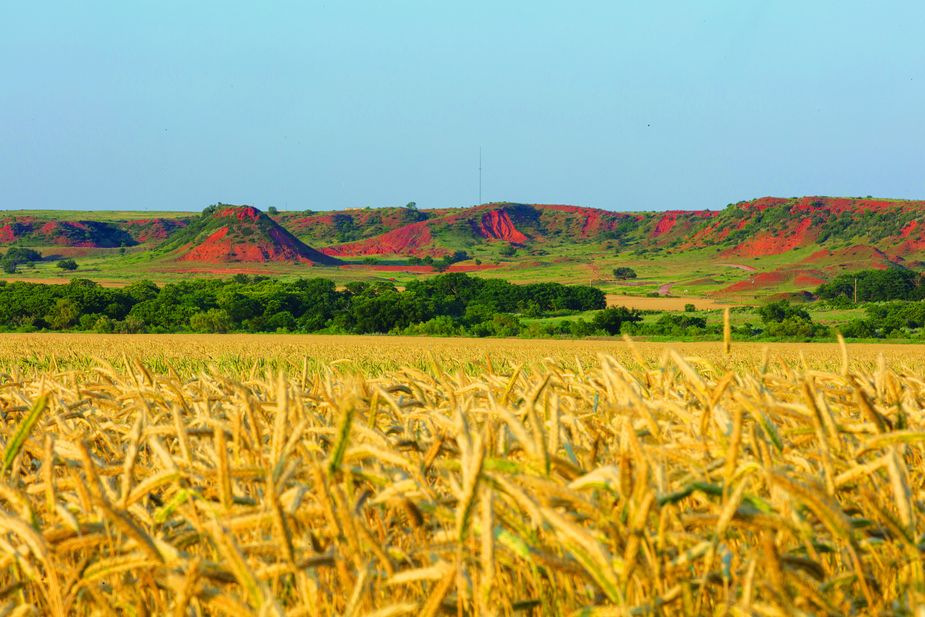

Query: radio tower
left=478, top=147, right=482, bottom=205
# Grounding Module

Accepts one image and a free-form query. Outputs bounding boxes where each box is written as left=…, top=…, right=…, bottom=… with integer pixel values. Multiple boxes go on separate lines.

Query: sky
left=2, top=2, right=924, bottom=213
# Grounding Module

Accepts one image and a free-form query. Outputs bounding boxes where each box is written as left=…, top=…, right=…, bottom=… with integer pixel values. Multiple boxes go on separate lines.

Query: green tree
left=3, top=248, right=42, bottom=265
left=593, top=306, right=641, bottom=335
left=46, top=298, right=80, bottom=329
left=56, top=259, right=78, bottom=271
left=757, top=300, right=810, bottom=324
left=612, top=267, right=637, bottom=280
left=817, top=268, right=924, bottom=302
left=189, top=309, right=233, bottom=333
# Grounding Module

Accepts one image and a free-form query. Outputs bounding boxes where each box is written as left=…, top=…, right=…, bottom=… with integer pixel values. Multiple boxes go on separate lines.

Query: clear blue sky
left=2, top=2, right=923, bottom=212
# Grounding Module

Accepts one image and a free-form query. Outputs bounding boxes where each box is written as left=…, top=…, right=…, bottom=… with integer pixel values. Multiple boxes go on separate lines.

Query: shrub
left=592, top=306, right=641, bottom=335
left=612, top=267, right=637, bottom=280
left=817, top=268, right=925, bottom=302
left=757, top=300, right=810, bottom=324
left=765, top=317, right=829, bottom=339
left=3, top=247, right=42, bottom=265
left=46, top=298, right=80, bottom=330
left=189, top=309, right=233, bottom=333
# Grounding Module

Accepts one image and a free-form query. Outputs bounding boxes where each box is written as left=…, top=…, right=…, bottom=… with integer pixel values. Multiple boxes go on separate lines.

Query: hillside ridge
left=159, top=205, right=341, bottom=265
left=1, top=198, right=924, bottom=292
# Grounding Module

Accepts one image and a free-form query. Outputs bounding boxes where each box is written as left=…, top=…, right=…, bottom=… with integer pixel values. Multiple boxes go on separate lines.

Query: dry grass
left=6, top=333, right=925, bottom=377
left=605, top=294, right=730, bottom=311
left=1, top=336, right=925, bottom=614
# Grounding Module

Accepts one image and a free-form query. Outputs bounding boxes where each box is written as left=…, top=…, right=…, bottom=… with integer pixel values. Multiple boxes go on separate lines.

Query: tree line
left=0, top=273, right=606, bottom=335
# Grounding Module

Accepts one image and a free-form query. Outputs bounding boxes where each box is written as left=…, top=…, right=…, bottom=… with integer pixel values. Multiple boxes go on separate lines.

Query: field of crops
left=2, top=335, right=925, bottom=614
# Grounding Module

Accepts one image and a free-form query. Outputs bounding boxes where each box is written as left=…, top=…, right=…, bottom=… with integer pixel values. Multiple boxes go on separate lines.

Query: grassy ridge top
left=2, top=196, right=925, bottom=299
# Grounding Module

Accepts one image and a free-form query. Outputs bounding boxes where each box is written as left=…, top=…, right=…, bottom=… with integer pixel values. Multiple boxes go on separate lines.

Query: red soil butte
left=724, top=217, right=814, bottom=257
left=179, top=206, right=340, bottom=265
left=322, top=203, right=532, bottom=257
left=688, top=217, right=749, bottom=245
left=650, top=210, right=717, bottom=240
left=39, top=221, right=112, bottom=247
left=217, top=205, right=262, bottom=222
left=275, top=208, right=430, bottom=244
left=121, top=218, right=189, bottom=243
left=652, top=212, right=680, bottom=236
left=434, top=203, right=535, bottom=241
left=896, top=236, right=925, bottom=256
left=322, top=221, right=439, bottom=257
left=537, top=204, right=641, bottom=238
left=893, top=220, right=925, bottom=255
left=0, top=220, right=36, bottom=243
left=477, top=209, right=528, bottom=243
left=0, top=217, right=136, bottom=248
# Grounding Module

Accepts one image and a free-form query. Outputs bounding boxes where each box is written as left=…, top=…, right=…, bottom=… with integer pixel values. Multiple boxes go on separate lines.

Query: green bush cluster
left=1, top=248, right=43, bottom=273
left=817, top=269, right=925, bottom=303
left=0, top=273, right=605, bottom=335
left=838, top=301, right=925, bottom=339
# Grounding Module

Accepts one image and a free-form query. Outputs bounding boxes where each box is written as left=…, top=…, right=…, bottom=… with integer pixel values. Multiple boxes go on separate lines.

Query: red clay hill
left=318, top=202, right=720, bottom=257
left=0, top=217, right=137, bottom=247
left=683, top=196, right=925, bottom=258
left=165, top=205, right=340, bottom=265
left=3, top=197, right=925, bottom=275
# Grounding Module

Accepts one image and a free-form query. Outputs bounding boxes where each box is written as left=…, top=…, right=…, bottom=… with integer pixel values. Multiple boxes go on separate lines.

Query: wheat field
left=1, top=335, right=925, bottom=615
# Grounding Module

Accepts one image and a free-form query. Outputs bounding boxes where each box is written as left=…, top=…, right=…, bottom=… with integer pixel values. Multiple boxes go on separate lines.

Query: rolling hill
left=0, top=217, right=138, bottom=248
left=318, top=202, right=718, bottom=257
left=1, top=197, right=924, bottom=299
left=307, top=197, right=925, bottom=266
left=152, top=205, right=340, bottom=265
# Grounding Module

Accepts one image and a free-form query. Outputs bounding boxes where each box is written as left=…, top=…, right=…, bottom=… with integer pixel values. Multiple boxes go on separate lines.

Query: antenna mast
left=479, top=147, right=482, bottom=205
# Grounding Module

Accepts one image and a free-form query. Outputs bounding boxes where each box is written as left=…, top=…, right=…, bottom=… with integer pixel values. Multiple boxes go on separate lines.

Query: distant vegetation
left=612, top=266, right=637, bottom=280
left=0, top=274, right=605, bottom=336
left=1, top=247, right=43, bottom=273
left=816, top=268, right=925, bottom=302
left=2, top=198, right=925, bottom=302
left=13, top=273, right=925, bottom=341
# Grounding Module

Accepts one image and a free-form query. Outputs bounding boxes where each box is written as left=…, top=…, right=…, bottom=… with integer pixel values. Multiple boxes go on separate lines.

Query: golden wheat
left=0, top=335, right=924, bottom=614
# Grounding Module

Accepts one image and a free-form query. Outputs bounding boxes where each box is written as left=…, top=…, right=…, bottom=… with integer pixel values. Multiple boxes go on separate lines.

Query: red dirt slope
left=120, top=218, right=189, bottom=244
left=720, top=268, right=826, bottom=295
left=477, top=209, right=528, bottom=243
left=723, top=218, right=815, bottom=257
left=802, top=245, right=899, bottom=271
left=179, top=206, right=340, bottom=265
left=0, top=218, right=136, bottom=247
left=321, top=221, right=438, bottom=257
